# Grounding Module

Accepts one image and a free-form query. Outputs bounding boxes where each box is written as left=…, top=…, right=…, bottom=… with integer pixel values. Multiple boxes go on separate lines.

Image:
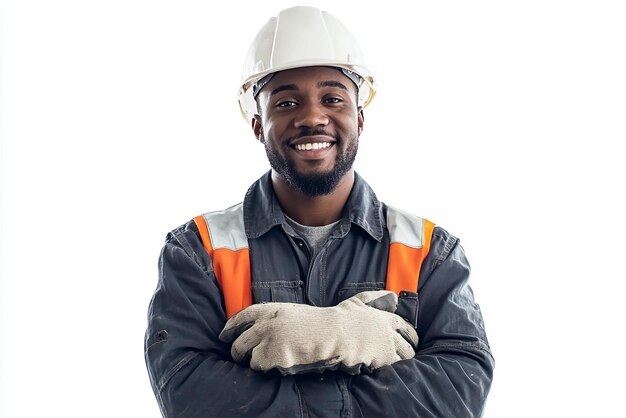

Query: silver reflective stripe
left=202, top=203, right=248, bottom=250
left=386, top=206, right=424, bottom=249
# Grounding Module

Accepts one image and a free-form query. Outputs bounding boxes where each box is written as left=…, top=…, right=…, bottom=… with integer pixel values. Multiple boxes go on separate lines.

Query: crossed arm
left=144, top=227, right=494, bottom=417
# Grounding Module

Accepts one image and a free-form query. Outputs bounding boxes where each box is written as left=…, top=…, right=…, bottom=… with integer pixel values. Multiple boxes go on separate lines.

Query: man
left=145, top=6, right=494, bottom=417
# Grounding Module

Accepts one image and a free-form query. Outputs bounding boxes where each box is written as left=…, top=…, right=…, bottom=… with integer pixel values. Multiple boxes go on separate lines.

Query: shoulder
left=431, top=225, right=461, bottom=264
left=165, top=219, right=200, bottom=249
left=419, top=224, right=473, bottom=292
left=162, top=218, right=211, bottom=272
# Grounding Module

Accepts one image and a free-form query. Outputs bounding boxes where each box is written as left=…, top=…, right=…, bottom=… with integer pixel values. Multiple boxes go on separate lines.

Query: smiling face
left=252, top=66, right=364, bottom=196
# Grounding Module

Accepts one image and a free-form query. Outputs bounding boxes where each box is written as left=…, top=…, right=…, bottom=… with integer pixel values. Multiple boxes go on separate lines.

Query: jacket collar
left=243, top=171, right=384, bottom=241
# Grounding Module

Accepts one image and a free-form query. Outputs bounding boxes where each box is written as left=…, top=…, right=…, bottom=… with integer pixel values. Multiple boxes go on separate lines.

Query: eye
left=324, top=97, right=343, bottom=104
left=276, top=100, right=297, bottom=108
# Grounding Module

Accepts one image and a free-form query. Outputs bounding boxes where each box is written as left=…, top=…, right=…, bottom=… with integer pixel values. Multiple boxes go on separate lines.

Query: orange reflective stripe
left=212, top=248, right=252, bottom=319
left=385, top=219, right=435, bottom=294
left=193, top=215, right=252, bottom=318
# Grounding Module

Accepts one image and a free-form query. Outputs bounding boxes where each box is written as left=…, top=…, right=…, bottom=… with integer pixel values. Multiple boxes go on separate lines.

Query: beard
left=265, top=133, right=358, bottom=196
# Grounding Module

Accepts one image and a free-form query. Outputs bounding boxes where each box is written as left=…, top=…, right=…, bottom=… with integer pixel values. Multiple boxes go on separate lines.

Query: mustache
left=289, top=128, right=337, bottom=142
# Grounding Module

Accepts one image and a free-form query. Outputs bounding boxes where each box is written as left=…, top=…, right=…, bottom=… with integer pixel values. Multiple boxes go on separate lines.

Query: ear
left=252, top=115, right=264, bottom=143
left=357, top=107, right=365, bottom=136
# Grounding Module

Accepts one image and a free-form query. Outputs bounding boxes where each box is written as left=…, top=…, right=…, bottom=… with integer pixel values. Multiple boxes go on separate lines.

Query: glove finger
left=230, top=324, right=264, bottom=363
left=218, top=319, right=255, bottom=344
left=394, top=332, right=417, bottom=360
left=219, top=303, right=280, bottom=343
left=395, top=321, right=419, bottom=351
left=346, top=290, right=398, bottom=312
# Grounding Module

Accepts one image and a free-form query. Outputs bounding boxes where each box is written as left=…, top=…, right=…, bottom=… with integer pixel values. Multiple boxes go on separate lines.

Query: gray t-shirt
left=284, top=214, right=340, bottom=258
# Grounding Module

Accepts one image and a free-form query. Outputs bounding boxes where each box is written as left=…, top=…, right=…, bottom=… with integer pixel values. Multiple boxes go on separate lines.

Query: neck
left=271, top=170, right=355, bottom=226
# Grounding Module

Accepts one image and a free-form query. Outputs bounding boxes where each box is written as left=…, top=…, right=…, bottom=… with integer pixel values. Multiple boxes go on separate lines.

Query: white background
left=1, top=0, right=625, bottom=417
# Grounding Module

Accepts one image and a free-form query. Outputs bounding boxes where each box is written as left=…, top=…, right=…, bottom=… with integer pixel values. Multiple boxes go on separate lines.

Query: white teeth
left=295, top=142, right=331, bottom=151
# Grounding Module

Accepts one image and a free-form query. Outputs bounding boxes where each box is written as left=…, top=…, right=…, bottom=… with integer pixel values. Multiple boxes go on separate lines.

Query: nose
left=294, top=102, right=329, bottom=128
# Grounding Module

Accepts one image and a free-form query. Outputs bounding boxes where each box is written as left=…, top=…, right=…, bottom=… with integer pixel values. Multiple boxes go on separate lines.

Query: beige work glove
left=219, top=290, right=418, bottom=375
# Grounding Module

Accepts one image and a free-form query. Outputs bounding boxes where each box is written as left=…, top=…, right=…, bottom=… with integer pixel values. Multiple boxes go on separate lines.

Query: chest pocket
left=251, top=280, right=305, bottom=304
left=337, top=282, right=386, bottom=302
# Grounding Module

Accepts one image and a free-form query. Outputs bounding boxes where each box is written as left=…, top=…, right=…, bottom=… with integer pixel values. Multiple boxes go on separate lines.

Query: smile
left=293, top=142, right=333, bottom=151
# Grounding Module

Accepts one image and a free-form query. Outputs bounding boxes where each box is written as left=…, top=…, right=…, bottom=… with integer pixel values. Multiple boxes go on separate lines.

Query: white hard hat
left=238, top=6, right=376, bottom=123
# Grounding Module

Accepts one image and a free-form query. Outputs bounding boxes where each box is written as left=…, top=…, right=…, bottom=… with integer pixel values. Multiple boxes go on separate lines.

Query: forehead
left=263, top=66, right=355, bottom=95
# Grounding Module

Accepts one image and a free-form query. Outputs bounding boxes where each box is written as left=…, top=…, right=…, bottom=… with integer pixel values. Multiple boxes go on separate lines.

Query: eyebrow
left=317, top=80, right=349, bottom=90
left=270, top=84, right=298, bottom=96
left=269, top=80, right=349, bottom=97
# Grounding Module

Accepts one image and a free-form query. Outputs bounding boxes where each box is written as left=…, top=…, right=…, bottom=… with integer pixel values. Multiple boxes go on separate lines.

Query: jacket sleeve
left=144, top=222, right=304, bottom=418
left=349, top=228, right=494, bottom=417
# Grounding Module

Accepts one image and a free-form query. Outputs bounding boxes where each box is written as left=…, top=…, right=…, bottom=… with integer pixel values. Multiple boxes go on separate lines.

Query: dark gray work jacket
left=145, top=171, right=494, bottom=417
